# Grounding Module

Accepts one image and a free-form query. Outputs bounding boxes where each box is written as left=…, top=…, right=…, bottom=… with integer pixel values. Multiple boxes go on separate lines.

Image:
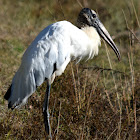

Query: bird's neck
left=81, top=26, right=100, bottom=45
left=81, top=26, right=101, bottom=57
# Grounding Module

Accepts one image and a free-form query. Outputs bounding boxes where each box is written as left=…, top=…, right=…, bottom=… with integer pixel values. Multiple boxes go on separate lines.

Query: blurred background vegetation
left=0, top=0, right=139, bottom=139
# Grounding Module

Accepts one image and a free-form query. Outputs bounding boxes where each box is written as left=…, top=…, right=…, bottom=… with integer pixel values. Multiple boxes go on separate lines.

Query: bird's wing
left=5, top=21, right=74, bottom=108
left=5, top=21, right=92, bottom=108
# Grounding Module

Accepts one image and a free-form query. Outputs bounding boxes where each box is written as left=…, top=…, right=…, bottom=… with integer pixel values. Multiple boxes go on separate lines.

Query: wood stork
left=4, top=8, right=120, bottom=137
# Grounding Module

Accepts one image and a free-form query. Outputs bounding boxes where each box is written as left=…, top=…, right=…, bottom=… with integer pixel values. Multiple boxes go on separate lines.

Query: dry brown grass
left=0, top=0, right=140, bottom=139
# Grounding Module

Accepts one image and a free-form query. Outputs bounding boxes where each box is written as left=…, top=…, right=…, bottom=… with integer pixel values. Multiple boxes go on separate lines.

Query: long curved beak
left=95, top=19, right=121, bottom=61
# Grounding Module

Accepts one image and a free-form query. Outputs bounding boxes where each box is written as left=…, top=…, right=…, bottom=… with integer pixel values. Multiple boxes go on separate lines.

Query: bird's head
left=77, top=8, right=121, bottom=61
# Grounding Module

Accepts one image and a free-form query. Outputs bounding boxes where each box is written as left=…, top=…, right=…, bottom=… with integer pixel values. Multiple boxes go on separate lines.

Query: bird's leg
left=43, top=81, right=52, bottom=138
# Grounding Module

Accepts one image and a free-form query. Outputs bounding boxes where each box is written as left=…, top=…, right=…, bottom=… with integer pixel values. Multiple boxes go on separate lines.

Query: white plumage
left=8, top=21, right=101, bottom=108
left=4, top=8, right=120, bottom=137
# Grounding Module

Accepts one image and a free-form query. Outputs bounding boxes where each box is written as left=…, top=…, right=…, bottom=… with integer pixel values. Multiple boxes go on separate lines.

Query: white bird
left=4, top=8, right=120, bottom=137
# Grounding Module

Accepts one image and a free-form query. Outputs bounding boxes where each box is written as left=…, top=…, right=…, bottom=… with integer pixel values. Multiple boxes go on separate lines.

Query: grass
left=0, top=0, right=140, bottom=139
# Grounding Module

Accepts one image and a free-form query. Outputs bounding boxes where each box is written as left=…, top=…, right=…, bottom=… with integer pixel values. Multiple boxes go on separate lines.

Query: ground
left=0, top=0, right=139, bottom=139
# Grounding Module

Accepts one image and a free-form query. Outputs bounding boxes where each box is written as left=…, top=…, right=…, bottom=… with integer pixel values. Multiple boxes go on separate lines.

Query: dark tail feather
left=4, top=85, right=12, bottom=100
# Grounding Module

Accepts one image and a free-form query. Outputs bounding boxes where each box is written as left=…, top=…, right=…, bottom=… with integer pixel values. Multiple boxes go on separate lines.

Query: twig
left=51, top=97, right=56, bottom=133
left=76, top=0, right=84, bottom=8
left=81, top=65, right=129, bottom=77
left=81, top=71, right=101, bottom=140
left=104, top=40, right=121, bottom=113
left=70, top=63, right=79, bottom=113
left=131, top=0, right=140, bottom=28
left=56, top=100, right=62, bottom=140
left=76, top=64, right=81, bottom=109
left=105, top=90, right=116, bottom=113
left=57, top=0, right=66, bottom=19
left=112, top=30, right=140, bottom=43
left=47, top=8, right=57, bottom=22
left=122, top=10, right=140, bottom=43
left=107, top=128, right=117, bottom=140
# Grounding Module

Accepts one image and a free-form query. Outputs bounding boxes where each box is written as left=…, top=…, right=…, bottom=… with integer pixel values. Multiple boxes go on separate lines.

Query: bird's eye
left=92, top=14, right=96, bottom=18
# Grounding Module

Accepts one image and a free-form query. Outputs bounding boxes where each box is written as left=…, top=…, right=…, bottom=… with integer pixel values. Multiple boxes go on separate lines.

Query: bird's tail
left=4, top=68, right=37, bottom=109
left=4, top=85, right=12, bottom=108
left=4, top=85, right=12, bottom=100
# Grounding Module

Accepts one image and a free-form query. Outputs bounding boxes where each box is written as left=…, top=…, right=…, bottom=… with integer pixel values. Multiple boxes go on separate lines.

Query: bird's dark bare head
left=77, top=8, right=121, bottom=61
left=77, top=8, right=97, bottom=28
